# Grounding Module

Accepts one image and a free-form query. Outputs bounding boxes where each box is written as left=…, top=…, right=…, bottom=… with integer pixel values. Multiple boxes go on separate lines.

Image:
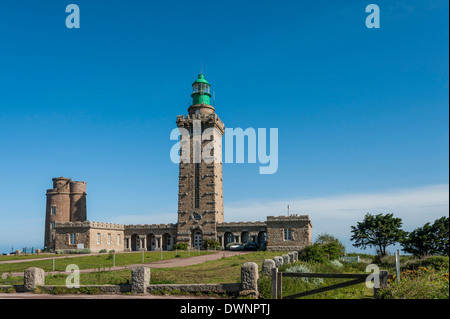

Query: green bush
left=402, top=256, right=449, bottom=271
left=174, top=243, right=188, bottom=250
left=98, top=249, right=107, bottom=253
left=299, top=244, right=327, bottom=263
left=205, top=239, right=220, bottom=249
left=284, top=264, right=324, bottom=286
left=377, top=267, right=449, bottom=299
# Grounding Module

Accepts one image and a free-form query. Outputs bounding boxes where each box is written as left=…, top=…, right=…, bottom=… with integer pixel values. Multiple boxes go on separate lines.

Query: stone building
left=48, top=74, right=312, bottom=253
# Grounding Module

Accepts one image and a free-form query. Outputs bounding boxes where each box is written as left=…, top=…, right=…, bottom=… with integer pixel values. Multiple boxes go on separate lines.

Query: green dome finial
left=191, top=74, right=211, bottom=105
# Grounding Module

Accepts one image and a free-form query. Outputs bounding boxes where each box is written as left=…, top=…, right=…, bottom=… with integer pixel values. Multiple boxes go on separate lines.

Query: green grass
left=0, top=253, right=68, bottom=262
left=1, top=251, right=287, bottom=286
left=0, top=250, right=214, bottom=273
left=258, top=259, right=375, bottom=299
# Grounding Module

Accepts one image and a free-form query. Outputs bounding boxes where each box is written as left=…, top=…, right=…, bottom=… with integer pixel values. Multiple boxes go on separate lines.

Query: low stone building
left=49, top=74, right=313, bottom=253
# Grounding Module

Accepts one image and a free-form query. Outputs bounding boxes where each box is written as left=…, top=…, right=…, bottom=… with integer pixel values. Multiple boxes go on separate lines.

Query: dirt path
left=1, top=250, right=250, bottom=278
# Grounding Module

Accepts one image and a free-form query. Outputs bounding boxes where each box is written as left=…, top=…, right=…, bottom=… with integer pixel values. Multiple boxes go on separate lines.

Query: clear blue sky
left=0, top=0, right=448, bottom=254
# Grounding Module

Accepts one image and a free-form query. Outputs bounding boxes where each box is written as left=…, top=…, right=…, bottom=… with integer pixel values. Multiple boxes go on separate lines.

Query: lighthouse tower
left=175, top=74, right=225, bottom=248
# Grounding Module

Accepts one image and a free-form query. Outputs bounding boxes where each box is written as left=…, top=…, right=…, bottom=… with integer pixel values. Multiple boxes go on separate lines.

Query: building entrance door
left=193, top=231, right=202, bottom=248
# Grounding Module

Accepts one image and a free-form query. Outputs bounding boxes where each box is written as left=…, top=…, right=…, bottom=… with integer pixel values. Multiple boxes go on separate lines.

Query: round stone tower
left=70, top=181, right=87, bottom=222
left=44, top=177, right=88, bottom=251
left=44, top=177, right=72, bottom=250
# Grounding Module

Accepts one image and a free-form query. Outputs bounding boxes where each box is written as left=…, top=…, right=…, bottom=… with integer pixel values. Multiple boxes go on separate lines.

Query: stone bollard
left=273, top=256, right=283, bottom=267
left=288, top=253, right=294, bottom=263
left=282, top=254, right=289, bottom=264
left=261, top=259, right=276, bottom=276
left=240, top=262, right=259, bottom=297
left=15, top=250, right=21, bottom=256
left=292, top=251, right=298, bottom=262
left=35, top=249, right=42, bottom=255
left=131, top=266, right=150, bottom=294
left=24, top=267, right=45, bottom=292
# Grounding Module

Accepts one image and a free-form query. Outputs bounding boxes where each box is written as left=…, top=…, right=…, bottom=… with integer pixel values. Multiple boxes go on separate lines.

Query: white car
left=229, top=243, right=245, bottom=251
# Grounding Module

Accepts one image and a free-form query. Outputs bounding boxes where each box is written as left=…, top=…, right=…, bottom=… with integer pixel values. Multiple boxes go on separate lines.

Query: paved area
left=1, top=250, right=250, bottom=278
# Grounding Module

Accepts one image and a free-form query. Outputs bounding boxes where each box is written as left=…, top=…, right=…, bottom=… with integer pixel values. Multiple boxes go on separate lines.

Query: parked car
left=229, top=243, right=245, bottom=251
left=244, top=242, right=258, bottom=251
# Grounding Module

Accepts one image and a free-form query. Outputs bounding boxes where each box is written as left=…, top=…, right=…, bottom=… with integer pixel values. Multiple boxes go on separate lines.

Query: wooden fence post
left=271, top=267, right=278, bottom=299
left=277, top=272, right=282, bottom=299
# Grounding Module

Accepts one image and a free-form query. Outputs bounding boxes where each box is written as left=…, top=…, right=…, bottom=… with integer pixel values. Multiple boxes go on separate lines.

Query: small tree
left=315, top=233, right=346, bottom=258
left=401, top=216, right=449, bottom=257
left=350, top=213, right=406, bottom=257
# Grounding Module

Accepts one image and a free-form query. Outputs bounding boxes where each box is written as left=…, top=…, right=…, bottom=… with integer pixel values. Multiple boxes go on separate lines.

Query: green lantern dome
left=191, top=74, right=211, bottom=105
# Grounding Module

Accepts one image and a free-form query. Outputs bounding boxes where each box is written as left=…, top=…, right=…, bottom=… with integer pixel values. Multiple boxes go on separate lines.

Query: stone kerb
left=282, top=254, right=290, bottom=264
left=261, top=259, right=276, bottom=276
left=273, top=256, right=283, bottom=267
left=24, top=267, right=45, bottom=292
left=131, top=266, right=150, bottom=294
left=240, top=262, right=259, bottom=297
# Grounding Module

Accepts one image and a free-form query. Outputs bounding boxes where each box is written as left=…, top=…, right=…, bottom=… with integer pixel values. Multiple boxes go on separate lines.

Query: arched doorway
left=224, top=232, right=234, bottom=246
left=241, top=231, right=250, bottom=244
left=192, top=230, right=202, bottom=248
left=147, top=234, right=155, bottom=251
left=163, top=233, right=173, bottom=251
left=131, top=234, right=139, bottom=251
left=258, top=231, right=267, bottom=247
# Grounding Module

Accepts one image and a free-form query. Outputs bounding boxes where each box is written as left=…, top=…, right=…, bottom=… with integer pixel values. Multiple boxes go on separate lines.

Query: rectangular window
left=97, top=233, right=101, bottom=244
left=69, top=233, right=76, bottom=245
left=107, top=234, right=111, bottom=245
left=51, top=206, right=56, bottom=215
left=195, top=163, right=200, bottom=208
left=284, top=229, right=292, bottom=241
left=117, top=234, right=121, bottom=245
left=51, top=222, right=55, bottom=229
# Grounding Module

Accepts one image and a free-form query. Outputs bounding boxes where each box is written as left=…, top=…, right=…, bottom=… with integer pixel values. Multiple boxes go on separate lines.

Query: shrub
left=299, top=244, right=327, bottom=263
left=330, top=259, right=344, bottom=268
left=322, top=242, right=344, bottom=261
left=402, top=256, right=449, bottom=272
left=174, top=243, right=188, bottom=251
left=98, top=249, right=107, bottom=253
left=205, top=239, right=220, bottom=249
left=315, top=233, right=345, bottom=257
left=377, top=267, right=449, bottom=299
left=284, top=264, right=324, bottom=286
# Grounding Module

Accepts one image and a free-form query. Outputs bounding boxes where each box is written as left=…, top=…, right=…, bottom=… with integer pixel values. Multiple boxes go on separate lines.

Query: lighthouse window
left=69, top=233, right=76, bottom=245
left=51, top=206, right=56, bottom=215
